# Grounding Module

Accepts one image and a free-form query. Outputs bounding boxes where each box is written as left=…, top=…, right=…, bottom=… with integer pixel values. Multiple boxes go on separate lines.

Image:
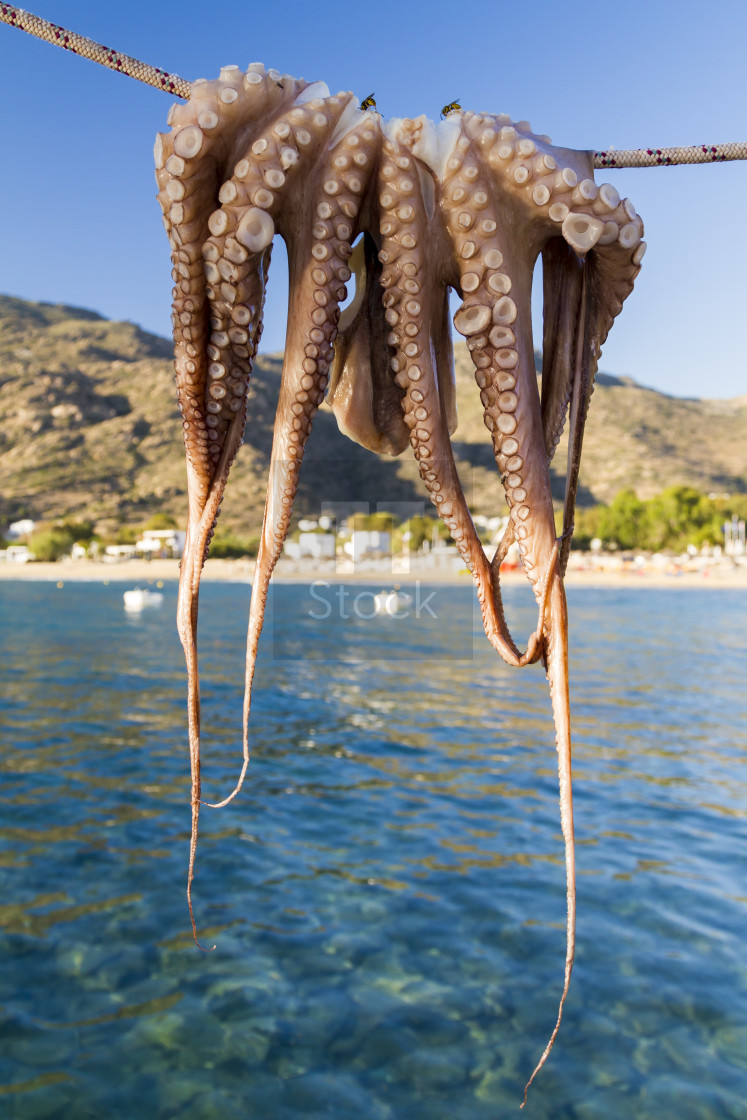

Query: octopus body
left=155, top=64, right=643, bottom=1099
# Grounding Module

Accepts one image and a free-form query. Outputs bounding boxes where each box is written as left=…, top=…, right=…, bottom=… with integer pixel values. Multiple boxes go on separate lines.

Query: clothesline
left=2, top=3, right=747, bottom=170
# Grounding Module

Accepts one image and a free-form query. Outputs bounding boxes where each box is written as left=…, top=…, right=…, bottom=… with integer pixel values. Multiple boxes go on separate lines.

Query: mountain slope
left=1, top=294, right=745, bottom=533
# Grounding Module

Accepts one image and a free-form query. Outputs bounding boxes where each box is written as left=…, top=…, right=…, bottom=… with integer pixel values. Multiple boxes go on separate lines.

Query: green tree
left=596, top=489, right=646, bottom=550
left=29, top=527, right=75, bottom=562
left=569, top=484, right=744, bottom=553
left=208, top=531, right=260, bottom=559
left=571, top=505, right=604, bottom=550
left=397, top=515, right=450, bottom=552
left=642, top=487, right=718, bottom=551
left=349, top=511, right=399, bottom=532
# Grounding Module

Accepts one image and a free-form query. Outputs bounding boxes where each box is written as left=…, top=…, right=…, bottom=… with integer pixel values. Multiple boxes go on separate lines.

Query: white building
left=298, top=532, right=335, bottom=559
left=284, top=533, right=336, bottom=561
left=135, top=529, right=186, bottom=558
left=0, top=545, right=34, bottom=563
left=344, top=530, right=391, bottom=563
left=6, top=519, right=36, bottom=540
left=105, top=544, right=137, bottom=560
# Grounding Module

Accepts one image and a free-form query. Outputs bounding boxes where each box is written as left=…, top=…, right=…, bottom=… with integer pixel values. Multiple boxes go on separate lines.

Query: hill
left=1, top=294, right=745, bottom=534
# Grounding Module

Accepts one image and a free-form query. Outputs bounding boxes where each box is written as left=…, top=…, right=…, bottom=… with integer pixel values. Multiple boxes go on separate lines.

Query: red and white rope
left=594, top=142, right=747, bottom=168
left=0, top=4, right=190, bottom=98
left=2, top=5, right=747, bottom=168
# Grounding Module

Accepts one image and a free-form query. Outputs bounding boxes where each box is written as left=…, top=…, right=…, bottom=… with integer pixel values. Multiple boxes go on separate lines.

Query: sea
left=0, top=578, right=746, bottom=1119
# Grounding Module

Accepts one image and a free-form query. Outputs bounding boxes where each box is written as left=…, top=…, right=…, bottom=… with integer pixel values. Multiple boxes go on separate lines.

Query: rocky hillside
left=1, top=294, right=745, bottom=534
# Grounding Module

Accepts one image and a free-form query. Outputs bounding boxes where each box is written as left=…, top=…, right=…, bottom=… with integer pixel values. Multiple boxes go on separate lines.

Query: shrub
left=571, top=485, right=746, bottom=552
left=398, top=515, right=450, bottom=552
left=61, top=519, right=94, bottom=542
left=349, top=511, right=399, bottom=532
left=208, top=533, right=260, bottom=559
left=29, top=528, right=75, bottom=562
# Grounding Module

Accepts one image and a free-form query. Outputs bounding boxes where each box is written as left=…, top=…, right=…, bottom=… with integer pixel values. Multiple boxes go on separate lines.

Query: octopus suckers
left=157, top=68, right=643, bottom=1101
left=454, top=304, right=492, bottom=335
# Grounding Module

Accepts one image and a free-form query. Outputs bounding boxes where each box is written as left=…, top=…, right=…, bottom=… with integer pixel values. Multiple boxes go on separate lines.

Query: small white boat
left=373, top=588, right=413, bottom=616
left=123, top=587, right=164, bottom=612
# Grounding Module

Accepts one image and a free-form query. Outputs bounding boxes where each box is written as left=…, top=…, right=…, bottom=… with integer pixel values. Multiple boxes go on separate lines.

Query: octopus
left=154, top=63, right=643, bottom=1101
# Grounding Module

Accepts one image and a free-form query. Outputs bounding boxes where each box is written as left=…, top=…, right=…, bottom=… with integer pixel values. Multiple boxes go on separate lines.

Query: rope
left=2, top=5, right=747, bottom=168
left=0, top=4, right=190, bottom=98
left=594, top=142, right=747, bottom=168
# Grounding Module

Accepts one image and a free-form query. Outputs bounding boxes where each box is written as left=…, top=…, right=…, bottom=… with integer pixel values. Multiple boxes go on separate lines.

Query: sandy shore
left=1, top=556, right=746, bottom=589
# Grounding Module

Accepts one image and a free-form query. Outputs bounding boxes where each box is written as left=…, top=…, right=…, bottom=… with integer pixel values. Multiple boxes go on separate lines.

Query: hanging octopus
left=154, top=62, right=643, bottom=1101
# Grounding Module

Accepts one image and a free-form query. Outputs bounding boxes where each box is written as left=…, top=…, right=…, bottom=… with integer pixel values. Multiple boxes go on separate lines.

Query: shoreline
left=1, top=556, right=746, bottom=590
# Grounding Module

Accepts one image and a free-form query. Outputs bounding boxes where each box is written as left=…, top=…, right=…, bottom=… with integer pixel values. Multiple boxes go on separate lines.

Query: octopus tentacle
left=441, top=125, right=547, bottom=663
left=188, top=87, right=351, bottom=820
left=376, top=128, right=517, bottom=663
left=478, top=276, right=576, bottom=1075
left=327, top=234, right=411, bottom=456
left=186, top=88, right=350, bottom=586
left=557, top=229, right=644, bottom=577
left=443, top=116, right=580, bottom=1079
left=158, top=81, right=244, bottom=945
left=540, top=237, right=584, bottom=465
left=446, top=116, right=642, bottom=1083
left=521, top=548, right=574, bottom=1106
left=496, top=218, right=643, bottom=581
left=383, top=120, right=524, bottom=666
left=487, top=238, right=582, bottom=583
left=158, top=67, right=314, bottom=941
left=209, top=106, right=382, bottom=808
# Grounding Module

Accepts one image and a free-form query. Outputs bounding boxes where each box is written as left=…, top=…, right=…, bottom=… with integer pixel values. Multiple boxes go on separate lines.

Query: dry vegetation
left=1, top=294, right=745, bottom=535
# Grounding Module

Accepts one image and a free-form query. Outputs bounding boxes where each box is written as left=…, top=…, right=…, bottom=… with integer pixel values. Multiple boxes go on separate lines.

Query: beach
left=1, top=554, right=746, bottom=589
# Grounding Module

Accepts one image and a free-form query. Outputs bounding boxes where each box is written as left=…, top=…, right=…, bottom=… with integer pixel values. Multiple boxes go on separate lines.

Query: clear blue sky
left=0, top=0, right=745, bottom=399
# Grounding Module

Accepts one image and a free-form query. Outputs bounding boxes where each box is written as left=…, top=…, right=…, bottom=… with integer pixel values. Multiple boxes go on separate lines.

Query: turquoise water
left=1, top=580, right=746, bottom=1118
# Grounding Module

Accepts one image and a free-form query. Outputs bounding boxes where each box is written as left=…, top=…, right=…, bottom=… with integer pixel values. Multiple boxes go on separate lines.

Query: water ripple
left=0, top=580, right=745, bottom=1118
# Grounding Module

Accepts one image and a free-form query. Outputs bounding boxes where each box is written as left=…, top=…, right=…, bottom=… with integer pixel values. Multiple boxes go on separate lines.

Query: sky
left=0, top=0, right=745, bottom=399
